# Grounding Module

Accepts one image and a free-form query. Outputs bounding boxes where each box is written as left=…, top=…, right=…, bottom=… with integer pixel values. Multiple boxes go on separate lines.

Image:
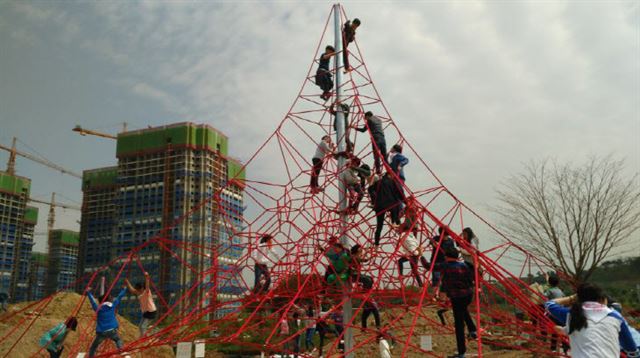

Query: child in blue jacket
left=87, top=286, right=127, bottom=357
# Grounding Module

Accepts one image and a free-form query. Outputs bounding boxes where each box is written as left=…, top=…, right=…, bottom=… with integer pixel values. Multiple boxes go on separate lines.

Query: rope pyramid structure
left=0, top=4, right=569, bottom=358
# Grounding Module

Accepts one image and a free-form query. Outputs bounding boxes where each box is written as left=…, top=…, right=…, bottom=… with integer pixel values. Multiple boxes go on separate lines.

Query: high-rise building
left=28, top=252, right=48, bottom=301
left=79, top=123, right=246, bottom=319
left=76, top=167, right=118, bottom=290
left=45, top=229, right=79, bottom=295
left=0, top=171, right=38, bottom=302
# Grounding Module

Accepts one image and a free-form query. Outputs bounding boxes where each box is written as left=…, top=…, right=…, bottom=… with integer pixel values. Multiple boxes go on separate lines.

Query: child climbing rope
left=315, top=45, right=336, bottom=101
left=330, top=102, right=353, bottom=153
left=252, top=234, right=278, bottom=294
left=458, top=227, right=479, bottom=265
left=310, top=135, right=335, bottom=194
left=124, top=271, right=157, bottom=337
left=388, top=144, right=409, bottom=182
left=355, top=111, right=387, bottom=175
left=368, top=172, right=404, bottom=245
left=39, top=317, right=77, bottom=358
left=349, top=244, right=373, bottom=289
left=340, top=157, right=370, bottom=214
left=342, top=18, right=361, bottom=73
left=397, top=231, right=430, bottom=287
left=86, top=285, right=127, bottom=357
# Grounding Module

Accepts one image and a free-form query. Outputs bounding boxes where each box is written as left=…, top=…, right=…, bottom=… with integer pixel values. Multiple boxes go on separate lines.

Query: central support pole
left=333, top=3, right=354, bottom=357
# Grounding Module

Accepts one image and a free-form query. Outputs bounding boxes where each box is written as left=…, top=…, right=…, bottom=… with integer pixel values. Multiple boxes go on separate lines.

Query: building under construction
left=78, top=122, right=246, bottom=319
left=28, top=252, right=48, bottom=301
left=76, top=166, right=118, bottom=288
left=0, top=171, right=38, bottom=302
left=45, top=229, right=79, bottom=295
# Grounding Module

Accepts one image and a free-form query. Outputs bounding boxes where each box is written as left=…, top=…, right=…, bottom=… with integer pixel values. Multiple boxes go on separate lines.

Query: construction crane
left=0, top=137, right=82, bottom=179
left=72, top=123, right=124, bottom=140
left=28, top=195, right=81, bottom=211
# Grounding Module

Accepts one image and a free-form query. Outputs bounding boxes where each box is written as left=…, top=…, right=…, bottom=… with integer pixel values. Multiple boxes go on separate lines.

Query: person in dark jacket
left=87, top=286, right=127, bottom=357
left=315, top=45, right=336, bottom=101
left=441, top=247, right=477, bottom=358
left=388, top=144, right=409, bottom=182
left=368, top=173, right=404, bottom=245
left=330, top=102, right=353, bottom=153
left=342, top=18, right=361, bottom=73
left=430, top=227, right=455, bottom=290
left=356, top=111, right=387, bottom=174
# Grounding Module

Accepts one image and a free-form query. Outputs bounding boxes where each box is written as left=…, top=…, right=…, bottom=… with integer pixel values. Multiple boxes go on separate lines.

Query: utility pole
left=333, top=4, right=354, bottom=357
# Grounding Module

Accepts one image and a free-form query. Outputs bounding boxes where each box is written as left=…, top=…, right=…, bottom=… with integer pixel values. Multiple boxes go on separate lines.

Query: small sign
left=176, top=342, right=192, bottom=358
left=420, top=335, right=432, bottom=351
left=194, top=340, right=205, bottom=358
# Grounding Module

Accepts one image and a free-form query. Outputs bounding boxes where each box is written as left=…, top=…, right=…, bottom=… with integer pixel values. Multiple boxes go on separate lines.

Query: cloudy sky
left=0, top=1, right=638, bottom=254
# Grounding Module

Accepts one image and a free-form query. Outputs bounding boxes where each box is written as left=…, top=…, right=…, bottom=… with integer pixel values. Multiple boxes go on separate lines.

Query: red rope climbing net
left=0, top=5, right=570, bottom=357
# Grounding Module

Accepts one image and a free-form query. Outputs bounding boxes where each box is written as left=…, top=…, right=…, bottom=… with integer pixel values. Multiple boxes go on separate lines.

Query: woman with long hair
left=545, top=283, right=639, bottom=357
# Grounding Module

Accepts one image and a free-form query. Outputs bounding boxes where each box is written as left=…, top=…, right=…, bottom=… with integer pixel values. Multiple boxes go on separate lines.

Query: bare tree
left=494, top=157, right=640, bottom=283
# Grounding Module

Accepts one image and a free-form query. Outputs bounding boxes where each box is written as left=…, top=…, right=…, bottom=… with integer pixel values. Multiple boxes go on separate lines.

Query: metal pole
left=333, top=3, right=354, bottom=357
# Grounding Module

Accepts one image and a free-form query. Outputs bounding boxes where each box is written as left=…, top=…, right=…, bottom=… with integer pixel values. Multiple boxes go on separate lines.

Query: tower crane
left=72, top=125, right=117, bottom=140
left=0, top=137, right=82, bottom=179
left=72, top=122, right=125, bottom=140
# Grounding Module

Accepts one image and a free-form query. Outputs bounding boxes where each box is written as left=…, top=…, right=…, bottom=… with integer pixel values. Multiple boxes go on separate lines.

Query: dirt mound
left=0, top=292, right=173, bottom=357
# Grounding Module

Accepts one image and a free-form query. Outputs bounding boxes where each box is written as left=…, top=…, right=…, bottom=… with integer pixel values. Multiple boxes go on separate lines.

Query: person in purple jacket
left=545, top=283, right=639, bottom=358
left=87, top=285, right=127, bottom=357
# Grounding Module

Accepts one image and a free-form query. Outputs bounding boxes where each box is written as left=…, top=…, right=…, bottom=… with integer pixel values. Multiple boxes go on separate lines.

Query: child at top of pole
left=342, top=18, right=361, bottom=73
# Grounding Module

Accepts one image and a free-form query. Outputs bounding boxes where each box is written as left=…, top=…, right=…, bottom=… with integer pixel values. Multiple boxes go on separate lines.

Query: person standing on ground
left=39, top=317, right=77, bottom=358
left=303, top=304, right=318, bottom=354
left=124, top=271, right=157, bottom=337
left=310, top=135, right=335, bottom=194
left=543, top=274, right=567, bottom=354
left=441, top=247, right=477, bottom=358
left=545, top=283, right=639, bottom=358
left=252, top=234, right=278, bottom=294
left=361, top=297, right=381, bottom=331
left=378, top=334, right=392, bottom=358
left=87, top=286, right=127, bottom=357
left=342, top=18, right=361, bottom=73
left=0, top=291, right=8, bottom=312
left=315, top=46, right=336, bottom=101
left=355, top=112, right=387, bottom=174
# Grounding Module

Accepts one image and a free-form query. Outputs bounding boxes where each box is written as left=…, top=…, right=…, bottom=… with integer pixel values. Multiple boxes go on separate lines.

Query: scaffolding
left=76, top=166, right=118, bottom=291
left=45, top=229, right=79, bottom=295
left=28, top=252, right=48, bottom=301
left=79, top=122, right=246, bottom=320
left=0, top=171, right=37, bottom=302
